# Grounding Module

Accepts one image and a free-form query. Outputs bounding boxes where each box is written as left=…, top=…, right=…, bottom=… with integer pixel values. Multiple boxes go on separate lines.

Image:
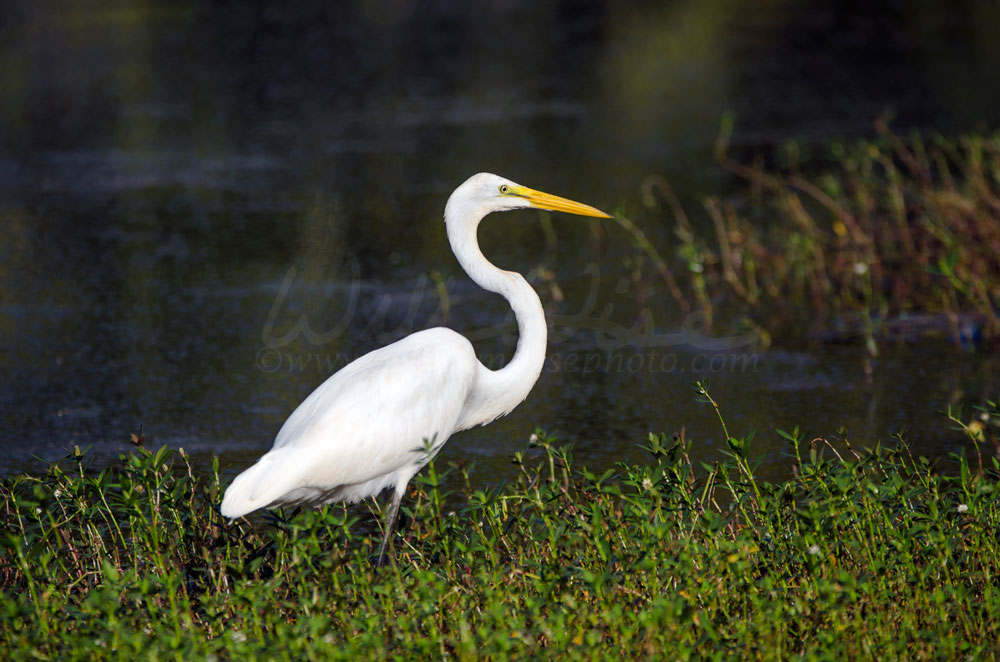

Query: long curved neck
left=447, top=210, right=547, bottom=429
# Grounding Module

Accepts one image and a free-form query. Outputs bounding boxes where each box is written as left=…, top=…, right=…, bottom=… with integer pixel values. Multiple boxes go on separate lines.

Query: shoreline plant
left=625, top=120, right=1000, bottom=353
left=2, top=387, right=998, bottom=660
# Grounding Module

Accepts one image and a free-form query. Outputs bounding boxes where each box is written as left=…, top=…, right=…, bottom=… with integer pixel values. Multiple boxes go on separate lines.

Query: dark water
left=2, top=1, right=999, bottom=482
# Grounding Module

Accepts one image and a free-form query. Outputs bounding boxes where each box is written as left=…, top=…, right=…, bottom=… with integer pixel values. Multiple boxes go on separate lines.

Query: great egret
left=221, top=173, right=610, bottom=565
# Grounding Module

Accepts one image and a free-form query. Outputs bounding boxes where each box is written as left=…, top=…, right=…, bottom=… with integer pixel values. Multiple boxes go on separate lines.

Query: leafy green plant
left=2, top=396, right=999, bottom=660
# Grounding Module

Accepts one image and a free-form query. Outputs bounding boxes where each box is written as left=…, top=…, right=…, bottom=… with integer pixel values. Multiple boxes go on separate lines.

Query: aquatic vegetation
left=2, top=391, right=999, bottom=660
left=635, top=121, right=1000, bottom=351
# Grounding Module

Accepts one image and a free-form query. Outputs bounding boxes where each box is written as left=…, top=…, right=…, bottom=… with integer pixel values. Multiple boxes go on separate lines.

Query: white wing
left=221, top=327, right=478, bottom=517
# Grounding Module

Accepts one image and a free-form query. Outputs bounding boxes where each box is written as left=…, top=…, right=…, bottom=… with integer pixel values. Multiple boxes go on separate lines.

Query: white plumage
left=221, top=173, right=610, bottom=565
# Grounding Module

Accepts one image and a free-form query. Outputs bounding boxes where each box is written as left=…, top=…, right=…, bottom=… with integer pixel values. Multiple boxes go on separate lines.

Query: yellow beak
left=512, top=185, right=611, bottom=219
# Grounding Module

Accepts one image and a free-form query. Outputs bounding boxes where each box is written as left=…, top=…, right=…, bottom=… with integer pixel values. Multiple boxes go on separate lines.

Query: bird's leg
left=376, top=484, right=405, bottom=567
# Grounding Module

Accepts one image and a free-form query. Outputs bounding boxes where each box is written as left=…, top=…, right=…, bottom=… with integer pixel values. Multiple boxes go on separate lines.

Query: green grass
left=626, top=121, right=1000, bottom=351
left=3, top=387, right=999, bottom=660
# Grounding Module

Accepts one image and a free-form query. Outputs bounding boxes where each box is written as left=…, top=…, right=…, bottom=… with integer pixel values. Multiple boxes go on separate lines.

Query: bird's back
left=220, top=327, right=478, bottom=517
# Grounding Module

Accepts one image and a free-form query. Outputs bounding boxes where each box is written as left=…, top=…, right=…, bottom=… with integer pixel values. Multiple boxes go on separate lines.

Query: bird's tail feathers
left=220, top=450, right=304, bottom=518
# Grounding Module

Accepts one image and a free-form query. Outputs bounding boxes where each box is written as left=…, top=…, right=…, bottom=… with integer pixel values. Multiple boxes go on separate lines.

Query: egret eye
left=499, top=185, right=509, bottom=194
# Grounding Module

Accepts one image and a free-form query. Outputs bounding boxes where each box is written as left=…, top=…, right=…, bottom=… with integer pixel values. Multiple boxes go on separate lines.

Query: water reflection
left=1, top=0, right=999, bottom=482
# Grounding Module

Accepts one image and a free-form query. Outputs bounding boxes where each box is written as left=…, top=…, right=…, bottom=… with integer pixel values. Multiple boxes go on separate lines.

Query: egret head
left=445, top=173, right=610, bottom=227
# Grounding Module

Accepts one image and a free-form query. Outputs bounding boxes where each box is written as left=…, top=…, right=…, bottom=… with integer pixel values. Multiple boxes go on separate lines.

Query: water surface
left=2, top=1, right=999, bottom=483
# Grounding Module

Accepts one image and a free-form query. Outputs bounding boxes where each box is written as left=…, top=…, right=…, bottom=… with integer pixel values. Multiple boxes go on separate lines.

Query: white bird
left=221, top=173, right=610, bottom=565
